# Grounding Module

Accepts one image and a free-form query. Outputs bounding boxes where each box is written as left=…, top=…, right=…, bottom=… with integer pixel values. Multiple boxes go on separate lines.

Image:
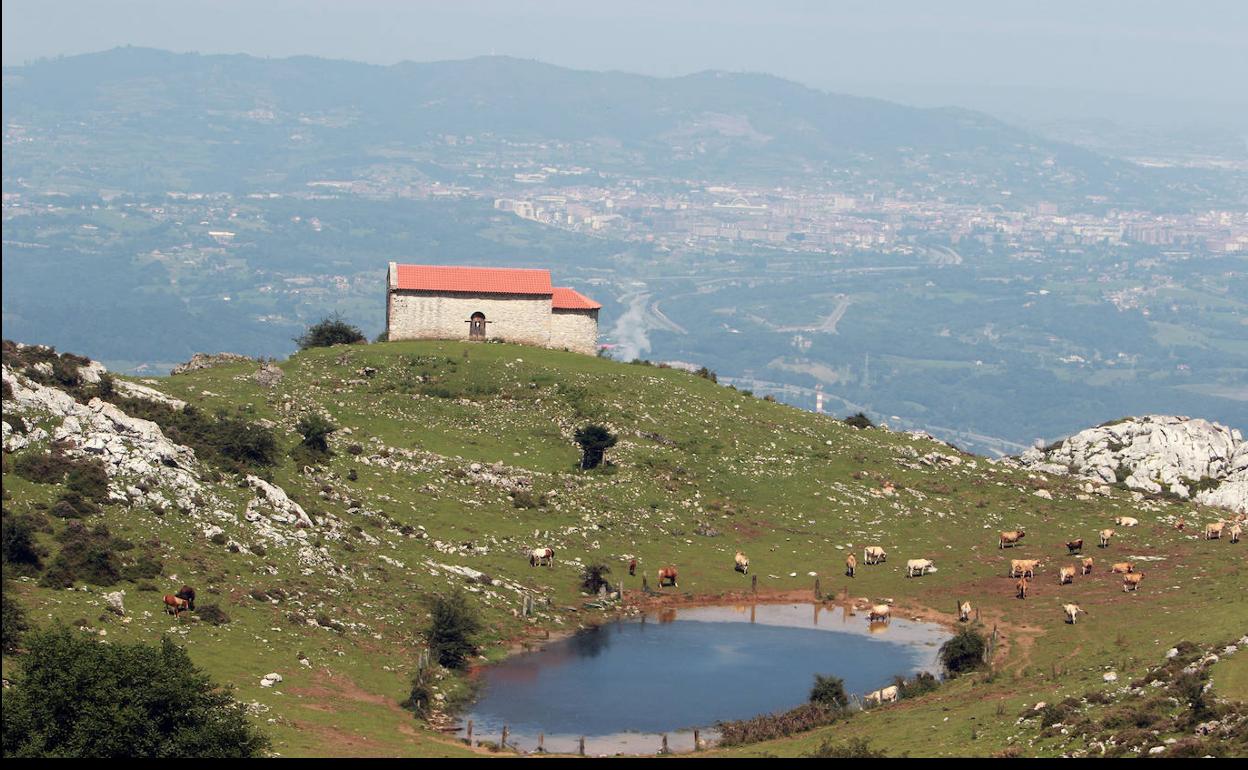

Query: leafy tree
left=2, top=512, right=44, bottom=572
left=2, top=582, right=29, bottom=654
left=580, top=563, right=612, bottom=595
left=294, top=313, right=365, bottom=350
left=296, top=414, right=337, bottom=455
left=574, top=424, right=617, bottom=470
left=424, top=591, right=482, bottom=670
left=808, top=674, right=849, bottom=709
left=938, top=628, right=987, bottom=677
left=844, top=411, right=875, bottom=429
left=1, top=626, right=268, bottom=757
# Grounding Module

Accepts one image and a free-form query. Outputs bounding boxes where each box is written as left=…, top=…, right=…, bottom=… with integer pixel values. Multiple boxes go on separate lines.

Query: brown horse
left=163, top=594, right=189, bottom=618
left=657, top=566, right=679, bottom=588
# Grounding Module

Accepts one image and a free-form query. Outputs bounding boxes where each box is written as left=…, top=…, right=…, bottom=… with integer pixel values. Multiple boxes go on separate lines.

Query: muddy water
left=462, top=603, right=949, bottom=755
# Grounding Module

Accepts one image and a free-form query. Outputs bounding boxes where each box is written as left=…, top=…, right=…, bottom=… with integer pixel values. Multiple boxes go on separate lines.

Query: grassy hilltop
left=3, top=340, right=1246, bottom=757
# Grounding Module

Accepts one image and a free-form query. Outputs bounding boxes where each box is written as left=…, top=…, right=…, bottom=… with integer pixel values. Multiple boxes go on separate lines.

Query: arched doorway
left=469, top=312, right=487, bottom=339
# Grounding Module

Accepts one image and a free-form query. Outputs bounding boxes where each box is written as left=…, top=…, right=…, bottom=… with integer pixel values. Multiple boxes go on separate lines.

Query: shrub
left=39, top=522, right=122, bottom=588
left=400, top=666, right=435, bottom=719
left=13, top=451, right=77, bottom=485
left=105, top=399, right=278, bottom=473
left=195, top=604, right=230, bottom=626
left=717, top=703, right=844, bottom=746
left=2, top=581, right=29, bottom=654
left=574, top=424, right=617, bottom=470
left=425, top=591, right=482, bottom=670
left=939, top=628, right=987, bottom=677
left=0, top=626, right=268, bottom=757
left=895, top=670, right=940, bottom=699
left=805, top=737, right=890, bottom=758
left=294, top=313, right=365, bottom=350
left=296, top=414, right=337, bottom=455
left=2, top=512, right=45, bottom=572
left=809, top=674, right=849, bottom=709
left=844, top=412, right=875, bottom=429
left=580, top=563, right=611, bottom=595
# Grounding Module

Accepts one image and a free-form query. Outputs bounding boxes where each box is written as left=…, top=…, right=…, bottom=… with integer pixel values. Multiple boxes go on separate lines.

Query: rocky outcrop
left=171, top=352, right=256, bottom=376
left=1017, top=415, right=1246, bottom=514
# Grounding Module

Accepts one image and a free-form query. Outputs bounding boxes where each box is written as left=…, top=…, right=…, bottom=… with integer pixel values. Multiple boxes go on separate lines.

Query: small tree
left=938, top=628, right=987, bottom=678
left=1, top=627, right=268, bottom=757
left=844, top=412, right=875, bottom=430
left=425, top=591, right=482, bottom=670
left=296, top=414, right=337, bottom=455
left=580, top=563, right=612, bottom=595
left=2, top=583, right=29, bottom=654
left=294, top=313, right=365, bottom=350
left=574, top=424, right=617, bottom=470
left=809, top=674, right=849, bottom=710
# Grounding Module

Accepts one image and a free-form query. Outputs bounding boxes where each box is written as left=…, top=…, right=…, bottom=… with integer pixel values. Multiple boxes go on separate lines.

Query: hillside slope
left=2, top=339, right=1246, bottom=757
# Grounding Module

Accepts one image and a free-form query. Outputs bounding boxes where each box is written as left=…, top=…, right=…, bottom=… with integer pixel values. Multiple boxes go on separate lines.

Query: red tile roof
left=552, top=287, right=602, bottom=310
left=392, top=264, right=553, bottom=295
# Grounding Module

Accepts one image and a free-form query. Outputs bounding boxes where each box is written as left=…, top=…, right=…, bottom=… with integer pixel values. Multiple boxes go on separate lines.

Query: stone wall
left=387, top=290, right=552, bottom=346
left=549, top=308, right=600, bottom=355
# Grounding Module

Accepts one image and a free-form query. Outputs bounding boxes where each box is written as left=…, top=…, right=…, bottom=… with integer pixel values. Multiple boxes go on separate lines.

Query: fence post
left=693, top=729, right=700, bottom=751
left=814, top=577, right=821, bottom=600
left=579, top=736, right=586, bottom=756
left=501, top=725, right=509, bottom=752
left=661, top=734, right=669, bottom=754
left=537, top=733, right=544, bottom=753
left=751, top=574, right=757, bottom=593
left=466, top=719, right=473, bottom=746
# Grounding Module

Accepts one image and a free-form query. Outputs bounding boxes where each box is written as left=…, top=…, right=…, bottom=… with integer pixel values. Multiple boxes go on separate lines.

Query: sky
left=4, top=0, right=1246, bottom=120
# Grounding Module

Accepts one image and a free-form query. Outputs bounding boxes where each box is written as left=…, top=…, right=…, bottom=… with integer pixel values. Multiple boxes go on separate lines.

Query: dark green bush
left=294, top=313, right=365, bottom=350
left=574, top=424, right=617, bottom=470
left=2, top=581, right=29, bottom=654
left=296, top=414, right=337, bottom=455
left=939, top=628, right=987, bottom=677
left=195, top=604, right=230, bottom=626
left=425, top=591, right=482, bottom=670
left=809, top=674, right=849, bottom=709
left=2, top=511, right=45, bottom=572
left=844, top=412, right=875, bottom=429
left=805, top=737, right=890, bottom=758
left=39, top=522, right=122, bottom=588
left=580, top=563, right=611, bottom=595
left=0, top=626, right=268, bottom=757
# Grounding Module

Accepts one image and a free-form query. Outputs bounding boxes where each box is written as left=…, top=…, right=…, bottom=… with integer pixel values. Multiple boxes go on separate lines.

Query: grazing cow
left=163, top=594, right=189, bottom=618
left=846, top=553, right=857, bottom=578
left=629, top=558, right=637, bottom=577
left=1065, top=538, right=1084, bottom=554
left=999, top=530, right=1026, bottom=549
left=1109, top=562, right=1134, bottom=574
left=1063, top=603, right=1084, bottom=624
left=657, top=566, right=679, bottom=588
left=864, top=684, right=899, bottom=706
left=957, top=600, right=972, bottom=623
left=529, top=547, right=555, bottom=567
left=1230, top=524, right=1242, bottom=544
left=1122, top=572, right=1144, bottom=592
left=175, top=585, right=196, bottom=611
left=1174, top=518, right=1186, bottom=532
left=734, top=551, right=750, bottom=575
left=1115, top=516, right=1139, bottom=527
left=863, top=546, right=887, bottom=565
left=1015, top=576, right=1029, bottom=599
left=1099, top=529, right=1115, bottom=548
left=905, top=559, right=934, bottom=577
left=1081, top=557, right=1094, bottom=576
left=1009, top=559, right=1041, bottom=578
left=867, top=604, right=891, bottom=622
left=1205, top=521, right=1226, bottom=540
left=1058, top=566, right=1076, bottom=585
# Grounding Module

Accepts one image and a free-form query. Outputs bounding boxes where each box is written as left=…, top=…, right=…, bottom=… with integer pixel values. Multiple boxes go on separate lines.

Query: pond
left=462, top=603, right=950, bottom=755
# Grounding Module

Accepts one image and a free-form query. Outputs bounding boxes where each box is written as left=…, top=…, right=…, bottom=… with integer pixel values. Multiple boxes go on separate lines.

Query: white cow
left=734, top=550, right=750, bottom=574
left=1114, top=516, right=1139, bottom=527
left=1063, top=603, right=1084, bottom=624
left=906, top=559, right=933, bottom=577
left=863, top=546, right=887, bottom=565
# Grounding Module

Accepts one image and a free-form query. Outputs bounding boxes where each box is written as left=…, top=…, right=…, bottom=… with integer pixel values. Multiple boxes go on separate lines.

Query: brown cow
left=1174, top=517, right=1186, bottom=532
left=1058, top=566, right=1076, bottom=585
left=657, top=566, right=679, bottom=588
left=1015, top=576, right=1029, bottom=599
left=1205, top=521, right=1225, bottom=540
left=1063, top=603, right=1084, bottom=624
left=1099, top=529, right=1115, bottom=548
left=999, top=530, right=1026, bottom=549
left=1009, top=558, right=1041, bottom=578
left=629, top=558, right=637, bottom=577
left=1065, top=538, right=1084, bottom=554
left=845, top=553, right=857, bottom=578
left=1230, top=524, right=1242, bottom=544
left=163, top=594, right=189, bottom=618
left=957, top=600, right=972, bottom=622
left=1081, top=557, right=1094, bottom=576
left=1109, top=562, right=1134, bottom=574
left=1122, top=572, right=1144, bottom=592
